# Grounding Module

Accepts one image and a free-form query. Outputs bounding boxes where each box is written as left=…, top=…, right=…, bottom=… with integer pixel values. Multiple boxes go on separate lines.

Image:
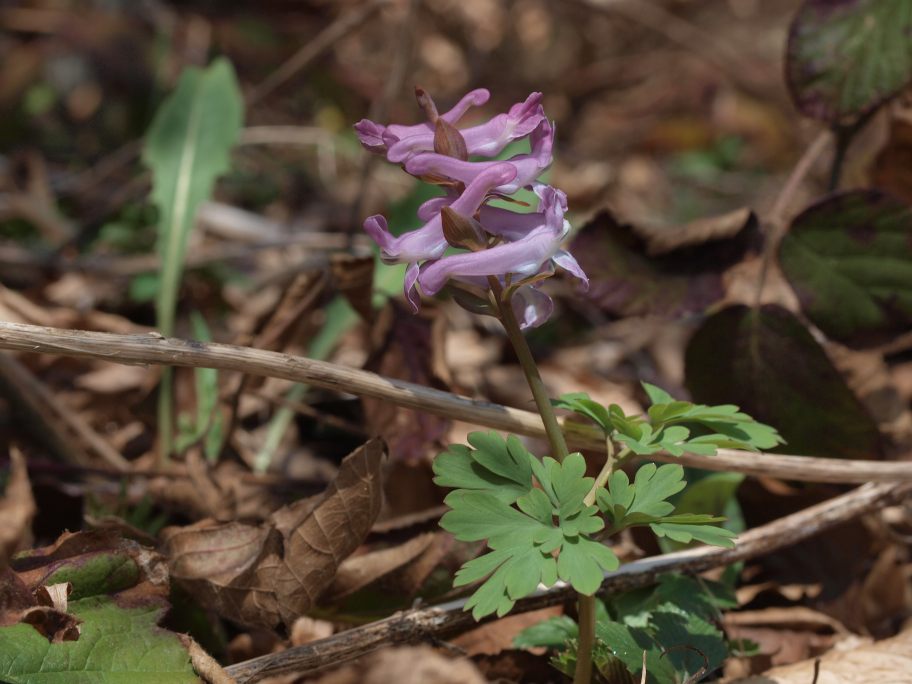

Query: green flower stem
left=575, top=594, right=597, bottom=684
left=491, top=280, right=569, bottom=463
left=574, top=441, right=630, bottom=683
left=491, top=280, right=587, bottom=677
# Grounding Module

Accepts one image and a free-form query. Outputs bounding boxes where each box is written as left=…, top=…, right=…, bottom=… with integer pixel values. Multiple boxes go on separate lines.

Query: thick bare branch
left=0, top=320, right=909, bottom=483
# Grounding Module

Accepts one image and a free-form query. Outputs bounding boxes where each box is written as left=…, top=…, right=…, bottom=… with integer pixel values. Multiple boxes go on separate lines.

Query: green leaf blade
left=786, top=0, right=912, bottom=125
left=142, top=58, right=243, bottom=336
left=779, top=190, right=912, bottom=348
left=685, top=304, right=879, bottom=459
left=0, top=597, right=198, bottom=683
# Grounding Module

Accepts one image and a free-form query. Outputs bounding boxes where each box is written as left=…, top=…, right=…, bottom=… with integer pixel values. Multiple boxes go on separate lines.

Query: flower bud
left=434, top=119, right=469, bottom=161
left=441, top=206, right=487, bottom=251
left=415, top=87, right=439, bottom=122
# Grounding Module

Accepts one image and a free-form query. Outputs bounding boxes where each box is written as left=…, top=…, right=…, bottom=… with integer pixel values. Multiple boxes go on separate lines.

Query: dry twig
left=754, top=130, right=832, bottom=305
left=246, top=0, right=391, bottom=106
left=0, top=321, right=909, bottom=484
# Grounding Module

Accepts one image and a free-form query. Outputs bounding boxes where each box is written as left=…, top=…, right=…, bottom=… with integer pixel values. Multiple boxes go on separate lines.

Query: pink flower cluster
left=355, top=88, right=587, bottom=328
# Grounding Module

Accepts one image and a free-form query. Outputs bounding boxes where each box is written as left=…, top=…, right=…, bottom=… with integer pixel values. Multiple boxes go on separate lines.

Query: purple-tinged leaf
left=779, top=190, right=912, bottom=348
left=786, top=0, right=912, bottom=125
left=570, top=210, right=758, bottom=318
left=685, top=304, right=881, bottom=460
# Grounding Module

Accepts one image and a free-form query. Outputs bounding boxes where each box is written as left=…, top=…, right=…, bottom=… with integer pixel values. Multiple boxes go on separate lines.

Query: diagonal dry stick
left=0, top=321, right=909, bottom=484
left=246, top=0, right=391, bottom=106
left=223, top=481, right=911, bottom=683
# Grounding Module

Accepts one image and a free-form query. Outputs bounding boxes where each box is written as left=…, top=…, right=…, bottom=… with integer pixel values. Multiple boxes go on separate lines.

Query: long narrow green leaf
left=143, top=57, right=242, bottom=335
left=142, top=57, right=242, bottom=455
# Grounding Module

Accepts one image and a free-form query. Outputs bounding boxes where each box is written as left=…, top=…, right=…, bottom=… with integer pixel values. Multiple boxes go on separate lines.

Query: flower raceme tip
left=356, top=88, right=587, bottom=328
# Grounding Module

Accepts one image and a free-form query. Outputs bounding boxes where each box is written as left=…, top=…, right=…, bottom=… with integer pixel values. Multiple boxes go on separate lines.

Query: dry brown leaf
left=454, top=606, right=564, bottom=656
left=735, top=581, right=822, bottom=606
left=860, top=546, right=912, bottom=632
left=637, top=207, right=756, bottom=255
left=146, top=453, right=283, bottom=522
left=363, top=303, right=450, bottom=463
left=331, top=253, right=375, bottom=323
left=729, top=626, right=912, bottom=683
left=873, top=106, right=912, bottom=205
left=18, top=604, right=82, bottom=643
left=313, top=646, right=486, bottom=684
left=74, top=363, right=148, bottom=394
left=289, top=615, right=333, bottom=646
left=724, top=607, right=851, bottom=636
left=0, top=447, right=36, bottom=562
left=20, top=583, right=82, bottom=644
left=724, top=627, right=836, bottom=672
left=828, top=344, right=912, bottom=453
left=163, top=439, right=385, bottom=629
left=249, top=271, right=328, bottom=353
left=387, top=531, right=453, bottom=596
left=324, top=532, right=436, bottom=602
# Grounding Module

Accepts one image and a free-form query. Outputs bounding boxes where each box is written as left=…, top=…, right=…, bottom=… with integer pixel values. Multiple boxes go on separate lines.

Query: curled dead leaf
left=20, top=604, right=82, bottom=643
left=163, top=439, right=385, bottom=629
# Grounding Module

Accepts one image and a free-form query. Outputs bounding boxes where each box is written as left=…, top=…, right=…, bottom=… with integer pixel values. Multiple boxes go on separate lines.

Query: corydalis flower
left=356, top=89, right=545, bottom=163
left=356, top=88, right=587, bottom=328
left=405, top=119, right=554, bottom=195
left=418, top=186, right=586, bottom=296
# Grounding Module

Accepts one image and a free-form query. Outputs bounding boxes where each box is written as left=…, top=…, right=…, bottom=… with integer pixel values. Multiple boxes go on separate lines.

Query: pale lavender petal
left=418, top=224, right=562, bottom=295
left=460, top=92, right=545, bottom=157
left=404, top=261, right=421, bottom=312
left=365, top=164, right=516, bottom=263
left=477, top=184, right=567, bottom=241
left=363, top=214, right=395, bottom=254
left=354, top=119, right=388, bottom=153
left=478, top=206, right=546, bottom=240
left=512, top=285, right=554, bottom=329
left=552, top=250, right=589, bottom=290
left=447, top=162, right=517, bottom=218
left=440, top=88, right=491, bottom=123
left=387, top=93, right=546, bottom=162
left=529, top=118, right=554, bottom=162
left=416, top=194, right=454, bottom=221
left=405, top=119, right=554, bottom=193
left=384, top=89, right=490, bottom=141
left=534, top=183, right=568, bottom=213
